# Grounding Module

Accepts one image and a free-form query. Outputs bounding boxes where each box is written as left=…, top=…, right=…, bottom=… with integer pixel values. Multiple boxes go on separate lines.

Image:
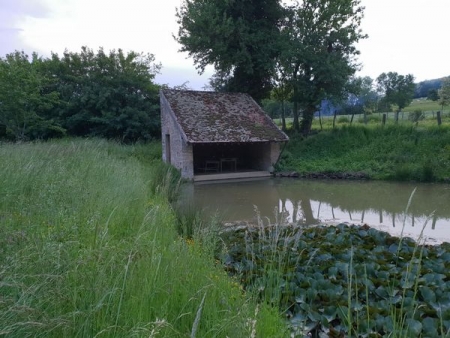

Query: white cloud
left=18, top=0, right=186, bottom=64
left=357, top=0, right=450, bottom=81
left=2, top=0, right=449, bottom=88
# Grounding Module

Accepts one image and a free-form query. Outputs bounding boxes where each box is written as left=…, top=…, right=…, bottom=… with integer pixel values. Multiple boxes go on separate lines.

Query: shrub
left=337, top=116, right=350, bottom=123
left=409, top=109, right=425, bottom=123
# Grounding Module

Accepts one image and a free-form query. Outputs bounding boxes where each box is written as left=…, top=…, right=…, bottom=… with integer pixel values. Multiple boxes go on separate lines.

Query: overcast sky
left=1, top=0, right=449, bottom=89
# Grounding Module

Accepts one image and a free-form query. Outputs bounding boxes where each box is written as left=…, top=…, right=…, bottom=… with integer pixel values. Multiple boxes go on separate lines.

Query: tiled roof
left=161, top=89, right=289, bottom=143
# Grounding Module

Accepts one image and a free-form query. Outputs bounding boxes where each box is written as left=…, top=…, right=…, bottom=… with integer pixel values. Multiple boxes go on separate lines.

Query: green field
left=0, top=139, right=287, bottom=337
left=402, top=98, right=443, bottom=113
left=274, top=99, right=449, bottom=130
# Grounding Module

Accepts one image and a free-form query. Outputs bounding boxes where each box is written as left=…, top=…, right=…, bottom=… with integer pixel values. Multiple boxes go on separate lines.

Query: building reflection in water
left=180, top=178, right=450, bottom=244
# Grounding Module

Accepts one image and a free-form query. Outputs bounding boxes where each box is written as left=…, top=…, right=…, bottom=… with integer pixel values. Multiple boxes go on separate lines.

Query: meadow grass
left=278, top=124, right=450, bottom=182
left=0, top=138, right=288, bottom=337
left=274, top=99, right=450, bottom=130
left=402, top=98, right=443, bottom=113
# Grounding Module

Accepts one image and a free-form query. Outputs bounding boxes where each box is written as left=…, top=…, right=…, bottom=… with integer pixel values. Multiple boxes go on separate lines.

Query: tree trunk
left=395, top=111, right=399, bottom=123
left=293, top=100, right=300, bottom=132
left=300, top=105, right=315, bottom=136
left=319, top=109, right=323, bottom=130
left=300, top=198, right=315, bottom=224
left=281, top=100, right=286, bottom=131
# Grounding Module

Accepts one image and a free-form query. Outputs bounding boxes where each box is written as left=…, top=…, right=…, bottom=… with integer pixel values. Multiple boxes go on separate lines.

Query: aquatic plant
left=219, top=218, right=450, bottom=337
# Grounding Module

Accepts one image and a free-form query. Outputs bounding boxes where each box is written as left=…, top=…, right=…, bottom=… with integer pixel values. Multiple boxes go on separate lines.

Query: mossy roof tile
left=162, top=89, right=289, bottom=143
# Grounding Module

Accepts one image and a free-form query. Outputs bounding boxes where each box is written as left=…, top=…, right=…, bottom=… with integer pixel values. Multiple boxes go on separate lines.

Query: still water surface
left=180, top=178, right=450, bottom=244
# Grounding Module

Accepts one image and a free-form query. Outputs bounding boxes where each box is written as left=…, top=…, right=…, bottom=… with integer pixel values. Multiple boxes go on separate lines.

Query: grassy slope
left=402, top=98, right=442, bottom=113
left=0, top=139, right=287, bottom=338
left=278, top=125, right=450, bottom=182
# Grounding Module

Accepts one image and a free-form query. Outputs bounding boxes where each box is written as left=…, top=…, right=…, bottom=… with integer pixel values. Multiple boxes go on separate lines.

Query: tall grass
left=0, top=138, right=287, bottom=337
left=279, top=124, right=450, bottom=182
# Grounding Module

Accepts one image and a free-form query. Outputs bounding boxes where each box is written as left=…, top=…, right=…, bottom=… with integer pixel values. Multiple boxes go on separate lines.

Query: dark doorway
left=192, top=142, right=270, bottom=175
left=165, top=134, right=171, bottom=164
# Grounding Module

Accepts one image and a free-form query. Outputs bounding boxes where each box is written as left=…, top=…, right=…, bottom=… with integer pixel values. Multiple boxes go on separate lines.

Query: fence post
left=437, top=111, right=442, bottom=126
left=382, top=113, right=386, bottom=126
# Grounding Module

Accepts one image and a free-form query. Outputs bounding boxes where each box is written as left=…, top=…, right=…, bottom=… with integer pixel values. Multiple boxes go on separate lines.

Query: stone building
left=160, top=89, right=289, bottom=181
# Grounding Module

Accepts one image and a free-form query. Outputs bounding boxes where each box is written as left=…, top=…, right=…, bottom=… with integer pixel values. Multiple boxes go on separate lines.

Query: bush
left=337, top=116, right=350, bottom=123
left=409, top=109, right=425, bottom=123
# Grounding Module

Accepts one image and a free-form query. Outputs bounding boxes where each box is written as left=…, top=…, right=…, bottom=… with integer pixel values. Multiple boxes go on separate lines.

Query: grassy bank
left=0, top=139, right=287, bottom=337
left=278, top=125, right=450, bottom=182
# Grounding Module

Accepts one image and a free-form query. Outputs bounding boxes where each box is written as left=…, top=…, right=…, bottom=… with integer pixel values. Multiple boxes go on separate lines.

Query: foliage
left=345, top=76, right=378, bottom=116
left=427, top=88, right=439, bottom=101
left=438, top=77, right=450, bottom=112
left=0, top=139, right=288, bottom=337
left=408, top=109, right=425, bottom=124
left=377, top=72, right=415, bottom=117
left=42, top=47, right=161, bottom=142
left=415, top=77, right=444, bottom=98
left=277, top=0, right=367, bottom=135
left=176, top=0, right=283, bottom=103
left=0, top=51, right=62, bottom=140
left=262, top=97, right=294, bottom=119
left=0, top=47, right=161, bottom=142
left=220, top=221, right=450, bottom=337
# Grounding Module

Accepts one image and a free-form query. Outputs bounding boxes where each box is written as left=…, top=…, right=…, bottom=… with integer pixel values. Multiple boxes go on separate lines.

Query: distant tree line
left=262, top=72, right=417, bottom=122
left=415, top=78, right=445, bottom=99
left=0, top=47, right=161, bottom=142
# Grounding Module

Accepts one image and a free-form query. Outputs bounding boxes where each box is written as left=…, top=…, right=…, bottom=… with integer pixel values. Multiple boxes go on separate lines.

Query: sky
left=1, top=0, right=449, bottom=90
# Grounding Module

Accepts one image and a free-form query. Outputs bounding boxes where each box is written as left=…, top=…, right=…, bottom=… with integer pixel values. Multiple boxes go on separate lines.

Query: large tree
left=0, top=51, right=61, bottom=140
left=376, top=72, right=415, bottom=122
left=277, top=0, right=366, bottom=135
left=343, top=76, right=378, bottom=122
left=176, top=0, right=283, bottom=103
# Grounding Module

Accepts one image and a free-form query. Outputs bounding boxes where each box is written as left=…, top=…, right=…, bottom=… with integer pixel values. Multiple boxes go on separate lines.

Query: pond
left=179, top=178, right=450, bottom=244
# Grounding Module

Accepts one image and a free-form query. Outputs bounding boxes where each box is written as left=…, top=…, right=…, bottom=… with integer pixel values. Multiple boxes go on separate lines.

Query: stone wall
left=250, top=142, right=282, bottom=171
left=160, top=92, right=194, bottom=180
left=270, top=142, right=282, bottom=167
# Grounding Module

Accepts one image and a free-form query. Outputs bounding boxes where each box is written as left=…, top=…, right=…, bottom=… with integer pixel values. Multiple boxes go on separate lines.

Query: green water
left=180, top=178, right=450, bottom=244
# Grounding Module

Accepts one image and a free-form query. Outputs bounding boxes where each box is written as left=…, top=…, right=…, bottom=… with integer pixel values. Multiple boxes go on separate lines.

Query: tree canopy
left=176, top=0, right=284, bottom=103
left=278, top=0, right=366, bottom=134
left=376, top=72, right=415, bottom=120
left=415, top=78, right=443, bottom=98
left=0, top=47, right=161, bottom=142
left=177, top=0, right=366, bottom=135
left=0, top=51, right=62, bottom=140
